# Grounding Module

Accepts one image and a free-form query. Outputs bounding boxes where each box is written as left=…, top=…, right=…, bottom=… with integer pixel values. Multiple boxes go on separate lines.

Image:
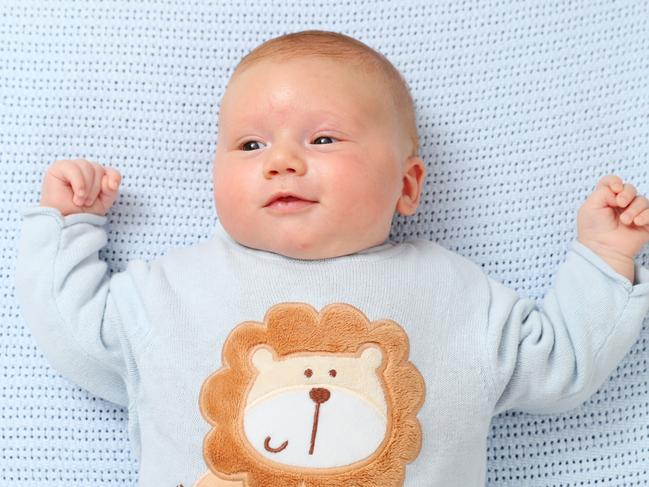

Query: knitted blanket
left=3, top=0, right=648, bottom=485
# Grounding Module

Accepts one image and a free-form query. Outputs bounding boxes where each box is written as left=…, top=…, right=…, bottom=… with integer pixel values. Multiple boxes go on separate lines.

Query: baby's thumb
left=99, top=173, right=121, bottom=208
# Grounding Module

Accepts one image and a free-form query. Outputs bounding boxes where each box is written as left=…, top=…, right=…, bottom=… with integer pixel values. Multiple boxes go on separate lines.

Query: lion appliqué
left=193, top=302, right=425, bottom=487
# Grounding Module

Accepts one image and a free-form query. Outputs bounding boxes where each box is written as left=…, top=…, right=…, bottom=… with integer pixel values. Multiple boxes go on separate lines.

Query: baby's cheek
left=213, top=170, right=247, bottom=217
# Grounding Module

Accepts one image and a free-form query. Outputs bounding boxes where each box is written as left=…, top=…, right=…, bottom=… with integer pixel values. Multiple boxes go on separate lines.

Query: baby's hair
left=229, top=29, right=420, bottom=158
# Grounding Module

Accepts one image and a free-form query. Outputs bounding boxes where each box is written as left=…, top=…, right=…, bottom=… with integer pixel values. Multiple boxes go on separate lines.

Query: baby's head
left=213, top=30, right=426, bottom=260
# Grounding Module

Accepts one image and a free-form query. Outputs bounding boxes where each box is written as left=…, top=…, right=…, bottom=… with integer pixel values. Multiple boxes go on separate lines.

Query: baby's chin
left=219, top=216, right=386, bottom=260
left=243, top=235, right=371, bottom=261
left=257, top=240, right=356, bottom=261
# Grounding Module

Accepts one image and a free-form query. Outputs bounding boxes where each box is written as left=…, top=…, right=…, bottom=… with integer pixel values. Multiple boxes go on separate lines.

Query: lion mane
left=198, top=302, right=425, bottom=487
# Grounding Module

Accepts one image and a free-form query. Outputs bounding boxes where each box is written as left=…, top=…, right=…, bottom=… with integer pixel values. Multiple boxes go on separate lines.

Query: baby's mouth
left=271, top=196, right=307, bottom=204
left=264, top=196, right=318, bottom=211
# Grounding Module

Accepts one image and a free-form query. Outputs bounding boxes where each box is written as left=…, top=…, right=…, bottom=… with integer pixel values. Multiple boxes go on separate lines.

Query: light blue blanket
left=3, top=1, right=648, bottom=485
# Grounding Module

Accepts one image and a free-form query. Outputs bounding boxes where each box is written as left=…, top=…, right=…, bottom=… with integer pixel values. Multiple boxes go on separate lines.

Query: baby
left=15, top=30, right=649, bottom=487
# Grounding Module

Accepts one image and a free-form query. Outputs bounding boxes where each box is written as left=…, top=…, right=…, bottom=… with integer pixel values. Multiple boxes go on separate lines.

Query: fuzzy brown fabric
left=195, top=302, right=425, bottom=487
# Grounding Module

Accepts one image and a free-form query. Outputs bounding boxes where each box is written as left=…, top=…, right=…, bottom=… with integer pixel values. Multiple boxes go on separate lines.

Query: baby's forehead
left=215, top=55, right=410, bottom=149
left=222, top=64, right=394, bottom=124
left=233, top=54, right=384, bottom=83
left=225, top=56, right=391, bottom=106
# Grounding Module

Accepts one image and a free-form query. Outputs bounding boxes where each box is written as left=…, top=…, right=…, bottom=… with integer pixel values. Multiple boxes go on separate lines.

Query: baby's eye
left=304, top=368, right=313, bottom=378
left=240, top=140, right=266, bottom=151
left=312, top=136, right=337, bottom=145
left=329, top=369, right=337, bottom=377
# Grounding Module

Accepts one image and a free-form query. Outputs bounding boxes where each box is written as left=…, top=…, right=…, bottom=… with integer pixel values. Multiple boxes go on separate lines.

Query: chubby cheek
left=328, top=162, right=395, bottom=227
left=213, top=163, right=249, bottom=227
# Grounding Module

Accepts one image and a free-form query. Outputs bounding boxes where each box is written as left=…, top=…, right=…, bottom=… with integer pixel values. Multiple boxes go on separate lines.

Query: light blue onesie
left=15, top=206, right=649, bottom=487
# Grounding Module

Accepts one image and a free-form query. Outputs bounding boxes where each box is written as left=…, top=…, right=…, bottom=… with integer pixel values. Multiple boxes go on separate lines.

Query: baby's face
left=213, top=56, right=425, bottom=259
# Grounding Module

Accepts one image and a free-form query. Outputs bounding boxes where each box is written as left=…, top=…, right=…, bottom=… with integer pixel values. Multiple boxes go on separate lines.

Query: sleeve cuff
left=570, top=239, right=649, bottom=297
left=19, top=205, right=108, bottom=228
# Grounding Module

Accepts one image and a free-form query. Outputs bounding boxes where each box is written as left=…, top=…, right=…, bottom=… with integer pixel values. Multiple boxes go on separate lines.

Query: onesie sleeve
left=14, top=205, right=150, bottom=408
left=484, top=239, right=649, bottom=416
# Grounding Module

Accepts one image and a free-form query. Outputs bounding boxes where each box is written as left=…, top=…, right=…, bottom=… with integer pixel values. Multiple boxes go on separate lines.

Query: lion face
left=244, top=345, right=387, bottom=468
left=198, top=302, right=425, bottom=487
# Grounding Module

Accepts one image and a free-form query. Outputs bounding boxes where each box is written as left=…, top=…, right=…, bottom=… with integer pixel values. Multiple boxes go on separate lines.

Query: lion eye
left=304, top=368, right=313, bottom=378
left=329, top=369, right=337, bottom=377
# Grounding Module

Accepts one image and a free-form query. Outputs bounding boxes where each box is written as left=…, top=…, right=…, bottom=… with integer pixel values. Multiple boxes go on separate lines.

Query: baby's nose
left=263, top=146, right=307, bottom=178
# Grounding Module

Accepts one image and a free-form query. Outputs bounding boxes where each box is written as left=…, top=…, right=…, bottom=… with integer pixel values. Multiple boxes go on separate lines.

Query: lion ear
left=360, top=345, right=383, bottom=369
left=250, top=346, right=275, bottom=371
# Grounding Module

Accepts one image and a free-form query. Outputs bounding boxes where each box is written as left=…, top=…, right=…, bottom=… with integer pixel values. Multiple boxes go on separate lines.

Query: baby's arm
left=484, top=175, right=649, bottom=416
left=15, top=159, right=145, bottom=407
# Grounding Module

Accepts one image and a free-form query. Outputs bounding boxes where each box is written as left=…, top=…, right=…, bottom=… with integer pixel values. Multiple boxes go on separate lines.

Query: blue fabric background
left=2, top=0, right=648, bottom=485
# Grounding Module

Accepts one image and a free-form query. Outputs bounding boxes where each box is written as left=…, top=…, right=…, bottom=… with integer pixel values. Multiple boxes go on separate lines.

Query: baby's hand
left=577, top=174, right=649, bottom=264
left=39, top=159, right=122, bottom=216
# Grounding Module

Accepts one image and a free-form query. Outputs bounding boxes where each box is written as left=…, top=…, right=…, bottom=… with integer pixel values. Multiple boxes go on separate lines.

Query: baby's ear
left=250, top=346, right=275, bottom=371
left=396, top=155, right=426, bottom=216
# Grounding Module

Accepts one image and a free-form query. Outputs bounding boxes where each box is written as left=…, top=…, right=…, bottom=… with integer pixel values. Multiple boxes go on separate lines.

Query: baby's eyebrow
left=309, top=109, right=363, bottom=128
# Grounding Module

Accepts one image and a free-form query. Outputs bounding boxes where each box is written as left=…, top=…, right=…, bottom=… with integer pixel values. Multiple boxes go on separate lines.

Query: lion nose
left=309, top=387, right=330, bottom=404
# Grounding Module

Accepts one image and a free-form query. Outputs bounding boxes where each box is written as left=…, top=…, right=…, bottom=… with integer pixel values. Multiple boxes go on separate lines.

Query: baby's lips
left=263, top=192, right=317, bottom=207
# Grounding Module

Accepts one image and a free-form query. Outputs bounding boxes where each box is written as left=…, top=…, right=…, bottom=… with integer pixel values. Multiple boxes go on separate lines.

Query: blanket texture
left=2, top=0, right=648, bottom=485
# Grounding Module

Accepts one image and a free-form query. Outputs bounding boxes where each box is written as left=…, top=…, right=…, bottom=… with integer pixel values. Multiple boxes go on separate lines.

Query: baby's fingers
left=84, top=163, right=105, bottom=207
left=620, top=195, right=649, bottom=225
left=633, top=209, right=649, bottom=227
left=48, top=159, right=90, bottom=205
left=614, top=183, right=637, bottom=209
left=72, top=160, right=102, bottom=206
left=595, top=174, right=625, bottom=193
left=589, top=175, right=639, bottom=211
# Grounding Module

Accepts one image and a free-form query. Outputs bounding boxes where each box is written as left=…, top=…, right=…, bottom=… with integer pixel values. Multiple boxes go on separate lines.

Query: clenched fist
left=577, top=174, right=649, bottom=283
left=39, top=159, right=122, bottom=216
